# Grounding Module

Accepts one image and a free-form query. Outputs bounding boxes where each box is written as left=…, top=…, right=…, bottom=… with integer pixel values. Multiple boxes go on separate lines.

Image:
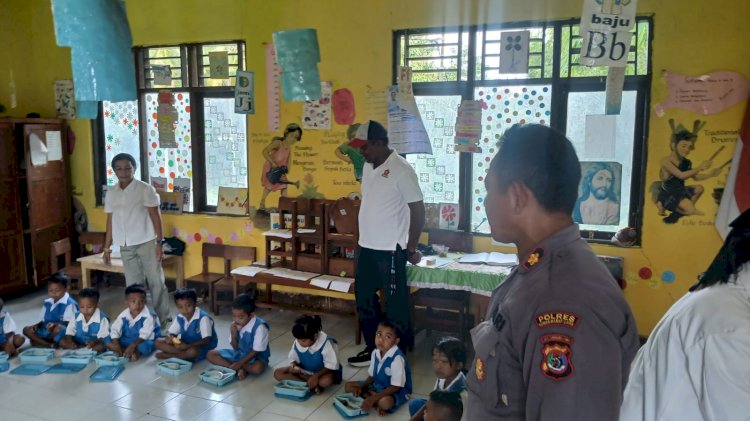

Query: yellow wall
left=2, top=0, right=749, bottom=334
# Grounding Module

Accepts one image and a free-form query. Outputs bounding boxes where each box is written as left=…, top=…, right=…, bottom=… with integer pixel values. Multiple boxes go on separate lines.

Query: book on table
left=457, top=252, right=517, bottom=266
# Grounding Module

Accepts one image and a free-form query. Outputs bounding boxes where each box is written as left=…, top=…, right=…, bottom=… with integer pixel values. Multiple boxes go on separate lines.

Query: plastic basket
left=199, top=366, right=236, bottom=386
left=274, top=379, right=311, bottom=399
left=156, top=358, right=192, bottom=376
left=18, top=348, right=55, bottom=363
left=90, top=365, right=125, bottom=382
left=333, top=393, right=368, bottom=418
left=94, top=351, right=128, bottom=366
left=60, top=349, right=97, bottom=365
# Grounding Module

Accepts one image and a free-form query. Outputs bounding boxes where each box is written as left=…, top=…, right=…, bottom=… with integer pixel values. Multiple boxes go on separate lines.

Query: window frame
left=394, top=17, right=652, bottom=244
left=93, top=40, right=247, bottom=214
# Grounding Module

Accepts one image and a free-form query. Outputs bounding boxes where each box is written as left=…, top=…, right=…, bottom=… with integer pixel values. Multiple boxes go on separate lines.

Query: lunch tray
left=95, top=351, right=128, bottom=366
left=10, top=363, right=52, bottom=376
left=156, top=358, right=192, bottom=376
left=333, top=393, right=368, bottom=419
left=90, top=364, right=125, bottom=382
left=48, top=362, right=88, bottom=374
left=199, top=366, right=236, bottom=387
left=18, top=348, right=55, bottom=363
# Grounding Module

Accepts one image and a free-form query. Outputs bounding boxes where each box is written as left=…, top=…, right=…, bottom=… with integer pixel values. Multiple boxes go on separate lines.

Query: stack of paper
left=230, top=266, right=268, bottom=277
left=264, top=268, right=319, bottom=281
left=308, top=275, right=355, bottom=293
left=458, top=252, right=517, bottom=266
left=262, top=229, right=292, bottom=239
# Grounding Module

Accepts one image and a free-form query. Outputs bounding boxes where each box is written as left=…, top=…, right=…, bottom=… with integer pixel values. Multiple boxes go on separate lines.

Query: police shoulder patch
left=475, top=357, right=485, bottom=381
left=540, top=333, right=574, bottom=381
left=535, top=311, right=579, bottom=329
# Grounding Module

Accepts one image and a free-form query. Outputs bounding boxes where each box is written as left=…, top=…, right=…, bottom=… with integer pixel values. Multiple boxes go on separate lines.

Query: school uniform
left=0, top=310, right=19, bottom=345
left=218, top=316, right=270, bottom=364
left=109, top=306, right=159, bottom=356
left=368, top=344, right=412, bottom=411
left=36, top=292, right=79, bottom=343
left=409, top=371, right=467, bottom=417
left=65, top=308, right=110, bottom=346
left=167, top=307, right=218, bottom=361
left=288, top=331, right=342, bottom=383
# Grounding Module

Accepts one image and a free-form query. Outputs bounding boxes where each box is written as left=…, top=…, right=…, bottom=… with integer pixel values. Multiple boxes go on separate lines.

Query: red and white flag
left=715, top=101, right=750, bottom=239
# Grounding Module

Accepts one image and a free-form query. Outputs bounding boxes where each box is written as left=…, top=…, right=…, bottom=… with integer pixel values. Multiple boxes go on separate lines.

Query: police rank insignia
left=540, top=334, right=573, bottom=381
left=522, top=247, right=544, bottom=269
left=475, top=357, right=485, bottom=381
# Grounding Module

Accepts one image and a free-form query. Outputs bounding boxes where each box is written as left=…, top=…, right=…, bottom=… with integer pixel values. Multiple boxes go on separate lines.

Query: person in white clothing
left=103, top=153, right=170, bottom=326
left=620, top=208, right=750, bottom=421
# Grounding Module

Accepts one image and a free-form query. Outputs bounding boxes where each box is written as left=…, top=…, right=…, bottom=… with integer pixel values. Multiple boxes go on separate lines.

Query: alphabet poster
left=578, top=0, right=637, bottom=68
left=234, top=70, right=255, bottom=114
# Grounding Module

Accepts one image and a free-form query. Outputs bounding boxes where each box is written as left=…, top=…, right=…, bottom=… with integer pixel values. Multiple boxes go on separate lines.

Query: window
left=396, top=19, right=652, bottom=242
left=94, top=41, right=248, bottom=213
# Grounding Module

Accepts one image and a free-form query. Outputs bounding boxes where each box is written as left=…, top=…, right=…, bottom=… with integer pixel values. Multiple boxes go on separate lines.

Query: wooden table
left=76, top=253, right=185, bottom=289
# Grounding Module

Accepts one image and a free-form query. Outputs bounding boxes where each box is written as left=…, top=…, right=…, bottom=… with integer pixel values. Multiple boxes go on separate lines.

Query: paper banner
left=606, top=66, right=626, bottom=114
left=46, top=131, right=63, bottom=161
left=454, top=100, right=483, bottom=153
left=156, top=90, right=178, bottom=148
left=499, top=31, right=530, bottom=74
left=209, top=51, right=229, bottom=79
left=30, top=133, right=48, bottom=167
left=54, top=80, right=75, bottom=119
left=265, top=43, right=281, bottom=131
left=584, top=115, right=617, bottom=159
left=234, top=70, right=255, bottom=114
left=303, top=81, right=332, bottom=130
left=332, top=88, right=356, bottom=125
left=654, top=70, right=750, bottom=116
left=150, top=176, right=168, bottom=192
left=152, top=65, right=172, bottom=86
left=158, top=191, right=184, bottom=214
left=173, top=177, right=191, bottom=212
left=217, top=186, right=248, bottom=215
left=364, top=86, right=388, bottom=124
left=387, top=85, right=432, bottom=155
left=580, top=0, right=638, bottom=32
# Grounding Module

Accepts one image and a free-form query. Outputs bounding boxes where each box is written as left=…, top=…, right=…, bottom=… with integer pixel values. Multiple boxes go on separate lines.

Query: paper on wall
left=387, top=85, right=432, bottom=155
left=498, top=31, right=530, bottom=74
left=654, top=70, right=750, bottom=116
left=152, top=65, right=172, bottom=86
left=173, top=178, right=191, bottom=211
left=234, top=70, right=255, bottom=114
left=584, top=115, right=617, bottom=160
left=364, top=86, right=388, bottom=124
left=54, top=80, right=75, bottom=119
left=209, top=51, right=229, bottom=79
left=265, top=43, right=282, bottom=131
left=30, top=133, right=48, bottom=166
left=302, top=81, right=332, bottom=129
left=150, top=177, right=168, bottom=192
left=46, top=131, right=63, bottom=161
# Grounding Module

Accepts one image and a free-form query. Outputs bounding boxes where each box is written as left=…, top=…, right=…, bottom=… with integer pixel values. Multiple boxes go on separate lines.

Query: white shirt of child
left=39, top=292, right=77, bottom=323
left=369, top=344, right=407, bottom=387
left=65, top=308, right=110, bottom=339
left=168, top=307, right=213, bottom=339
left=1, top=310, right=18, bottom=334
left=109, top=307, right=157, bottom=341
left=435, top=371, right=466, bottom=391
left=287, top=331, right=340, bottom=370
left=231, top=316, right=269, bottom=352
left=104, top=178, right=160, bottom=247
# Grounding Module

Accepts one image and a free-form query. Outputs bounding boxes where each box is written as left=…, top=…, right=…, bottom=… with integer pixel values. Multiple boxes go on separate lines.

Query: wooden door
left=0, top=122, right=28, bottom=292
left=23, top=123, right=71, bottom=285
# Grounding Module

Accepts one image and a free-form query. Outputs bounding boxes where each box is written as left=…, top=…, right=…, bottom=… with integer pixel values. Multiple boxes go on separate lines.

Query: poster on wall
left=156, top=90, right=178, bottom=148
left=584, top=114, right=617, bottom=159
left=649, top=119, right=730, bottom=225
left=364, top=86, right=388, bottom=124
left=302, top=81, right=332, bottom=130
left=217, top=186, right=249, bottom=215
left=209, top=51, right=229, bottom=79
left=332, top=88, right=356, bottom=125
left=54, top=80, right=75, bottom=119
left=439, top=203, right=459, bottom=230
left=386, top=85, right=432, bottom=155
left=265, top=43, right=282, bottom=131
left=158, top=191, right=184, bottom=214
left=498, top=31, right=530, bottom=74
left=173, top=177, right=191, bottom=212
left=578, top=0, right=637, bottom=68
left=152, top=65, right=172, bottom=86
left=150, top=176, right=168, bottom=192
left=654, top=70, right=750, bottom=117
left=574, top=161, right=622, bottom=226
left=234, top=70, right=255, bottom=114
left=454, top=100, right=483, bottom=153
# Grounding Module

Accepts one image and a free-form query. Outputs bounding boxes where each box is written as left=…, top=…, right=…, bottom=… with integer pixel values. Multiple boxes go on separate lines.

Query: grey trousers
left=120, top=240, right=170, bottom=323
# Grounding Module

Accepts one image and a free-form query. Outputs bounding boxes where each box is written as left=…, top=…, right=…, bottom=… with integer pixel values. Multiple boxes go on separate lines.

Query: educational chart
left=303, top=81, right=332, bottom=130
left=654, top=70, right=750, bottom=117
left=234, top=70, right=255, bottom=114
left=265, top=43, right=282, bottom=131
left=387, top=85, right=432, bottom=155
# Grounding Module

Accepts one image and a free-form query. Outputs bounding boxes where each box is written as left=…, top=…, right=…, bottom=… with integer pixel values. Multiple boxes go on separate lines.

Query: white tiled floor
left=0, top=287, right=442, bottom=420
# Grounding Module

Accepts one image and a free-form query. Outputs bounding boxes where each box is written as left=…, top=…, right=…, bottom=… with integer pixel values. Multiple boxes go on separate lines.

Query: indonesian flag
left=715, top=101, right=750, bottom=239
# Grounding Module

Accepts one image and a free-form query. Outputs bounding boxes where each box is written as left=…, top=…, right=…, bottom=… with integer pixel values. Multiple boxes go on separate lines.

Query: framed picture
left=573, top=161, right=622, bottom=226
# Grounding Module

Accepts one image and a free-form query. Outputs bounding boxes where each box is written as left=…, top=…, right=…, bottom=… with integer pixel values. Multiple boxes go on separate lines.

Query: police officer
left=466, top=124, right=640, bottom=420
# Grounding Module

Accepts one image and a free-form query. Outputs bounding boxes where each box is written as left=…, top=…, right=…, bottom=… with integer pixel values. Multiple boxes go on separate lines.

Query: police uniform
left=466, top=224, right=639, bottom=420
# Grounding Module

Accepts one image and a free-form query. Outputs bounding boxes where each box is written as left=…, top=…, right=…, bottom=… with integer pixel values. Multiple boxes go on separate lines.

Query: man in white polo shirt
left=103, top=153, right=170, bottom=326
left=345, top=120, right=425, bottom=366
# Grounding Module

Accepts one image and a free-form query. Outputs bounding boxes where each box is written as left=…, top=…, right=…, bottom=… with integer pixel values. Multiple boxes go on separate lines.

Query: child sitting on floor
left=423, top=390, right=463, bottom=421
left=274, top=315, right=342, bottom=394
left=409, top=336, right=467, bottom=421
left=60, top=288, right=109, bottom=352
left=155, top=288, right=217, bottom=361
left=207, top=293, right=270, bottom=380
left=1, top=297, right=26, bottom=357
left=345, top=319, right=413, bottom=415
left=22, top=272, right=79, bottom=348
left=107, top=284, right=160, bottom=361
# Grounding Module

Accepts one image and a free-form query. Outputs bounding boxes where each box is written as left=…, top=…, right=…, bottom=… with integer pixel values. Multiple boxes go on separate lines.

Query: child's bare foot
left=379, top=408, right=388, bottom=416
left=237, top=368, right=247, bottom=380
left=313, top=386, right=322, bottom=395
left=130, top=352, right=141, bottom=362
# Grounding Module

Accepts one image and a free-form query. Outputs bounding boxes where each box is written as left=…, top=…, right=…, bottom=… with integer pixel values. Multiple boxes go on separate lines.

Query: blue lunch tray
left=90, top=365, right=125, bottom=382
left=11, top=363, right=52, bottom=376
left=199, top=366, right=236, bottom=387
left=19, top=348, right=55, bottom=363
left=274, top=380, right=312, bottom=400
left=0, top=351, right=8, bottom=364
left=95, top=351, right=128, bottom=366
left=0, top=362, right=9, bottom=373
left=156, top=358, right=192, bottom=376
left=333, top=393, right=368, bottom=419
left=60, top=349, right=97, bottom=365
left=48, top=363, right=87, bottom=374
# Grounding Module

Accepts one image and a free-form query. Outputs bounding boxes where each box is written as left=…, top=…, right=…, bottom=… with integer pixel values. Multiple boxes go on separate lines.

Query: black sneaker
left=347, top=347, right=373, bottom=367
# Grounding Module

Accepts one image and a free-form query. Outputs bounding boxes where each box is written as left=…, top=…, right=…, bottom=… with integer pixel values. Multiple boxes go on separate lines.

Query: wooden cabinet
left=0, top=119, right=71, bottom=294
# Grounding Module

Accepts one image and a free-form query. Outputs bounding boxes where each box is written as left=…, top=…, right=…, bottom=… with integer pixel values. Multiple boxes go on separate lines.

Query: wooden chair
left=411, top=229, right=473, bottom=342
left=77, top=231, right=106, bottom=286
left=265, top=197, right=309, bottom=269
left=212, top=245, right=257, bottom=315
left=50, top=238, right=83, bottom=292
left=294, top=198, right=330, bottom=273
left=185, top=243, right=227, bottom=307
left=325, top=198, right=360, bottom=277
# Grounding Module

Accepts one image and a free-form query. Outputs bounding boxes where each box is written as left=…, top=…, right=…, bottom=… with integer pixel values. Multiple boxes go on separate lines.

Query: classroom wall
left=1, top=0, right=749, bottom=334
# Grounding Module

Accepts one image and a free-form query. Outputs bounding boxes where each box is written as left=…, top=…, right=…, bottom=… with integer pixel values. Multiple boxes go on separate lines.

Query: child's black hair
left=78, top=288, right=100, bottom=302
left=173, top=288, right=198, bottom=303
left=377, top=319, right=401, bottom=338
left=0, top=297, right=4, bottom=310
left=124, top=283, right=147, bottom=298
left=428, top=390, right=463, bottom=421
left=232, top=293, right=256, bottom=314
left=48, top=272, right=70, bottom=288
left=433, top=336, right=467, bottom=368
left=292, top=315, right=322, bottom=340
